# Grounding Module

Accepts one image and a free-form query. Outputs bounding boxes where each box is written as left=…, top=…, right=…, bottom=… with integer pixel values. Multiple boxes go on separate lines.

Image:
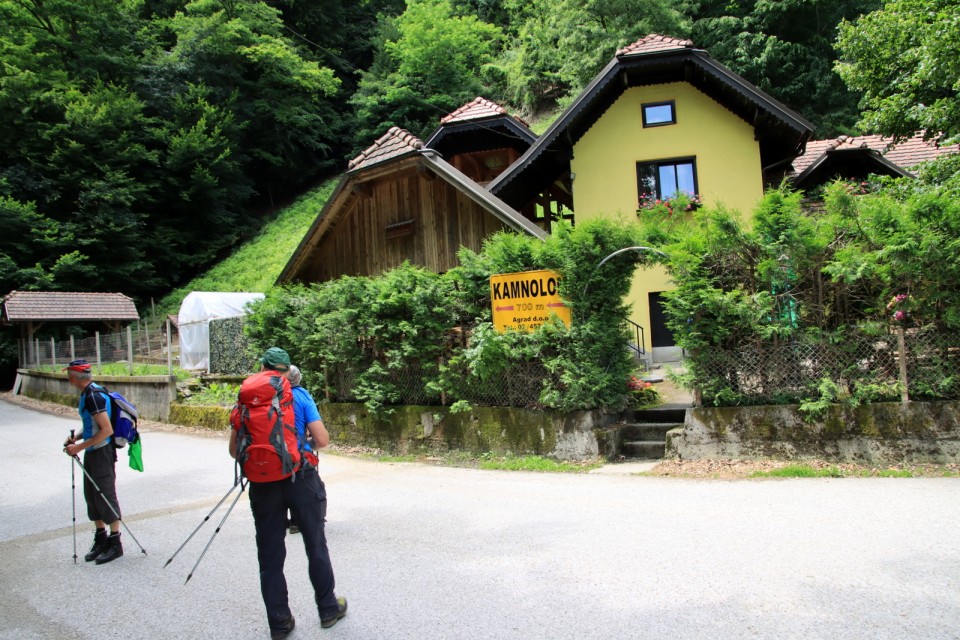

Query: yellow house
left=489, top=35, right=814, bottom=362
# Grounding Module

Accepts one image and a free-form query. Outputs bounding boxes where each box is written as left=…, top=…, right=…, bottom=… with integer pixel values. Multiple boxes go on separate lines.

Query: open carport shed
left=1, top=290, right=140, bottom=364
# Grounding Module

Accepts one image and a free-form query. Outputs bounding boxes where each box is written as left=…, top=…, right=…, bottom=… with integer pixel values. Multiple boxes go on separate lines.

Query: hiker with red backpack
left=229, top=347, right=347, bottom=638
left=63, top=359, right=124, bottom=565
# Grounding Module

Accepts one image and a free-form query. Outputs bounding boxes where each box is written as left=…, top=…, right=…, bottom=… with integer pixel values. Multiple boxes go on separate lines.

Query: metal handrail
left=626, top=319, right=645, bottom=356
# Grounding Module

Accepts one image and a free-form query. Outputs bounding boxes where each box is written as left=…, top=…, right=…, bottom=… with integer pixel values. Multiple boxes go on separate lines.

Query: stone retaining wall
left=668, top=401, right=960, bottom=463
left=321, top=403, right=614, bottom=460
left=17, top=369, right=177, bottom=421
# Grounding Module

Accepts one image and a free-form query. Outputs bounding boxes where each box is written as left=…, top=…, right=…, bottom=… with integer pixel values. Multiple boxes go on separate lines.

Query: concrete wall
left=321, top=403, right=617, bottom=461
left=667, top=401, right=960, bottom=463
left=17, top=369, right=178, bottom=421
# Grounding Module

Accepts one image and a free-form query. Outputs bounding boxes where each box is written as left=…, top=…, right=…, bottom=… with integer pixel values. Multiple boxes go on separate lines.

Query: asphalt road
left=2, top=398, right=959, bottom=640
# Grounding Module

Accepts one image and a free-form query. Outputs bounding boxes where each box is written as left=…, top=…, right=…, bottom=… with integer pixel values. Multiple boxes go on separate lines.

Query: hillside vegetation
left=155, top=179, right=336, bottom=318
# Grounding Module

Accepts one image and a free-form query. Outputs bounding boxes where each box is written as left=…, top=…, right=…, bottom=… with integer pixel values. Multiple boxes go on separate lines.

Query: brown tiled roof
left=792, top=133, right=960, bottom=175
left=441, top=97, right=510, bottom=124
left=617, top=34, right=693, bottom=57
left=348, top=126, right=424, bottom=171
left=1, top=290, right=139, bottom=322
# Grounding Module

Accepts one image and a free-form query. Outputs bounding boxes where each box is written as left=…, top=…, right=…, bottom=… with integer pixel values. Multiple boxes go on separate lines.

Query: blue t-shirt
left=78, top=383, right=112, bottom=449
left=291, top=385, right=321, bottom=453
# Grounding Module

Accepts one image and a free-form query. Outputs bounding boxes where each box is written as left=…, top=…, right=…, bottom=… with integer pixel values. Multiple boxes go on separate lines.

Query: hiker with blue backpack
left=229, top=347, right=347, bottom=638
left=285, top=364, right=318, bottom=535
left=63, top=359, right=125, bottom=565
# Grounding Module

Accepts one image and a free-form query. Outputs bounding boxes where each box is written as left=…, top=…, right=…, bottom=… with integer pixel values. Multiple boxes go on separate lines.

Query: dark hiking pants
left=248, top=466, right=339, bottom=629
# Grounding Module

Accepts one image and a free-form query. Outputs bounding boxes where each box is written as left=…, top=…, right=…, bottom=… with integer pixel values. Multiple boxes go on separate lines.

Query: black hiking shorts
left=83, top=445, right=121, bottom=524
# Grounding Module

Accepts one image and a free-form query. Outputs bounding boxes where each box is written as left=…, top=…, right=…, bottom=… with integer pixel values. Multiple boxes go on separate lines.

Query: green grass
left=477, top=454, right=601, bottom=473
left=749, top=464, right=928, bottom=479
left=750, top=464, right=845, bottom=478
left=154, top=179, right=338, bottom=318
left=34, top=363, right=192, bottom=380
left=876, top=469, right=915, bottom=478
left=343, top=448, right=601, bottom=473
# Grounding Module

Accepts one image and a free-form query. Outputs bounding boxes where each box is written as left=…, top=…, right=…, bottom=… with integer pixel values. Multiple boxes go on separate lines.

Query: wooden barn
left=277, top=126, right=546, bottom=285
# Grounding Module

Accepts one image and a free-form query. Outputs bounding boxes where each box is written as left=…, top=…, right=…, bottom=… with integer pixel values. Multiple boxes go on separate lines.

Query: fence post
left=50, top=337, right=56, bottom=369
left=166, top=318, right=173, bottom=375
left=35, top=338, right=40, bottom=368
left=897, top=325, right=910, bottom=404
left=127, top=325, right=134, bottom=376
left=95, top=331, right=102, bottom=373
left=324, top=365, right=330, bottom=401
left=145, top=320, right=151, bottom=362
left=70, top=335, right=75, bottom=361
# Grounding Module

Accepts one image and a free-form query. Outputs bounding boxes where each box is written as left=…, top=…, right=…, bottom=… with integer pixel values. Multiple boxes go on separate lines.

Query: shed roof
left=1, top=290, right=139, bottom=323
left=348, top=126, right=424, bottom=172
left=790, top=133, right=960, bottom=177
left=425, top=97, right=537, bottom=159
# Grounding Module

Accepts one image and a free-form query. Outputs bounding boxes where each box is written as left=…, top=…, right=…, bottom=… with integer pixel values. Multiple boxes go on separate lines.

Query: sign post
left=490, top=270, right=572, bottom=333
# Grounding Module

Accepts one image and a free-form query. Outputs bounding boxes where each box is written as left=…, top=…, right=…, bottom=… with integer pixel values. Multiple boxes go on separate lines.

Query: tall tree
left=835, top=0, right=960, bottom=143
left=492, top=0, right=689, bottom=114
left=350, top=0, right=502, bottom=146
left=691, top=0, right=880, bottom=137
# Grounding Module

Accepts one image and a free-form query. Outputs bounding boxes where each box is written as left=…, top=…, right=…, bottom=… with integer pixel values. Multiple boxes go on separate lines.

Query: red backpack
left=231, top=370, right=301, bottom=482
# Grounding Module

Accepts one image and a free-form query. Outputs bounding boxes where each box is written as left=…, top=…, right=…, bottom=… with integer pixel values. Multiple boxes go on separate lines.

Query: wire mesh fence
left=318, top=356, right=555, bottom=409
left=691, top=327, right=960, bottom=406
left=19, top=322, right=179, bottom=374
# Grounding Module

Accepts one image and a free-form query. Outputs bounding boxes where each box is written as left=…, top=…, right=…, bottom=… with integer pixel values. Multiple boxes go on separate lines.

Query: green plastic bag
left=128, top=438, right=144, bottom=472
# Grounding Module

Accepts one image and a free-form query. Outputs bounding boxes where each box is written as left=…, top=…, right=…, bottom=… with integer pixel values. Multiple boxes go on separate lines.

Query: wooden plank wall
left=301, top=165, right=509, bottom=282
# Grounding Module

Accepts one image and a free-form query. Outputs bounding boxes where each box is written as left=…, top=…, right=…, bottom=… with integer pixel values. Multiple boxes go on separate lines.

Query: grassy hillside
left=155, top=179, right=337, bottom=318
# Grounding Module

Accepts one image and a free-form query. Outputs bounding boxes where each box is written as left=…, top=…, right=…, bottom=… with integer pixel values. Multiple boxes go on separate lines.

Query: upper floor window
left=642, top=101, right=676, bottom=127
left=637, top=158, right=698, bottom=201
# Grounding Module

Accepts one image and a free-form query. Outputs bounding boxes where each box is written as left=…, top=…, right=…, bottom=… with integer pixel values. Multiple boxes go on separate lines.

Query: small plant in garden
left=627, top=375, right=661, bottom=407
left=183, top=382, right=241, bottom=406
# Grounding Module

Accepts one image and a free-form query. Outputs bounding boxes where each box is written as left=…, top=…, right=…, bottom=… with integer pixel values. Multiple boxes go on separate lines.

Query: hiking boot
left=84, top=529, right=108, bottom=562
left=270, top=615, right=295, bottom=639
left=321, top=597, right=348, bottom=629
left=94, top=532, right=123, bottom=565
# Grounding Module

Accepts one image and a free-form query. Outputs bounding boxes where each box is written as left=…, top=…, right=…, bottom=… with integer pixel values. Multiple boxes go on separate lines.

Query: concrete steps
left=615, top=407, right=687, bottom=460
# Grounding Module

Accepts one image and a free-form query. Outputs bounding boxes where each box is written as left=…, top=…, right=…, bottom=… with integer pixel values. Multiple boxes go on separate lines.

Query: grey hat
left=287, top=364, right=302, bottom=386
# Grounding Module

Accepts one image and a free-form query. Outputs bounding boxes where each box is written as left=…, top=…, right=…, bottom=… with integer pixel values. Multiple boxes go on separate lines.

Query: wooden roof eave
left=424, top=116, right=538, bottom=151
left=276, top=176, right=354, bottom=285
left=422, top=151, right=548, bottom=240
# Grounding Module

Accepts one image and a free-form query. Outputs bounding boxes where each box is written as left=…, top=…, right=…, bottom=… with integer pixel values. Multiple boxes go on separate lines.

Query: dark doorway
left=649, top=292, right=675, bottom=348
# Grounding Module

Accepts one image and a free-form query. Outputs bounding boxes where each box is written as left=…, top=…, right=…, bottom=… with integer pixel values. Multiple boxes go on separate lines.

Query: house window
left=642, top=101, right=676, bottom=127
left=637, top=157, right=698, bottom=200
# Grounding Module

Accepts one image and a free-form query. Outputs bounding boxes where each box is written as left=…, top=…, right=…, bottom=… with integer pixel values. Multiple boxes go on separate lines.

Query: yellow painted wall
left=570, top=83, right=764, bottom=354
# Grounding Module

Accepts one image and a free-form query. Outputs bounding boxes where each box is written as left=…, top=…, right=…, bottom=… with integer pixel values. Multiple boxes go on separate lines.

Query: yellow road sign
left=490, top=269, right=572, bottom=333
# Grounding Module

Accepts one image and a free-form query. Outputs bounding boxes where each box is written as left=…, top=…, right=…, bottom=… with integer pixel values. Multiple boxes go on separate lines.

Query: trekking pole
left=163, top=480, right=241, bottom=569
left=69, top=454, right=148, bottom=557
left=68, top=430, right=77, bottom=564
left=184, top=478, right=247, bottom=585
